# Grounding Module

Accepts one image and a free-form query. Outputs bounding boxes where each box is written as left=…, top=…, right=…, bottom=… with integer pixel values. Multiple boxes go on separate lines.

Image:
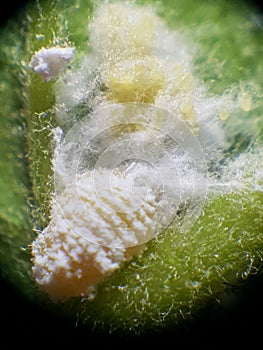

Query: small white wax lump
left=31, top=169, right=157, bottom=301
left=29, top=47, right=75, bottom=81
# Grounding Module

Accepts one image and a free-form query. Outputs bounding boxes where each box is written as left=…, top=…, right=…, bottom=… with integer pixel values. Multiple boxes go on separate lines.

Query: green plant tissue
left=0, top=0, right=263, bottom=337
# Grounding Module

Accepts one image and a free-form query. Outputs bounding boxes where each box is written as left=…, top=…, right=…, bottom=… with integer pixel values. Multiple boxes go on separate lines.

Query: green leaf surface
left=0, top=21, right=33, bottom=296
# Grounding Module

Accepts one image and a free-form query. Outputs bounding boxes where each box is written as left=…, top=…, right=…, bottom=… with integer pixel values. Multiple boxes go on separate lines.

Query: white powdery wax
left=56, top=1, right=228, bottom=153
left=88, top=2, right=162, bottom=60
left=30, top=47, right=75, bottom=81
left=31, top=2, right=235, bottom=301
left=31, top=169, right=157, bottom=300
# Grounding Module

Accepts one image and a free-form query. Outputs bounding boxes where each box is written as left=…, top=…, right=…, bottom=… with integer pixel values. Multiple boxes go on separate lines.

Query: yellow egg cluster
left=103, top=57, right=166, bottom=104
left=89, top=2, right=199, bottom=132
